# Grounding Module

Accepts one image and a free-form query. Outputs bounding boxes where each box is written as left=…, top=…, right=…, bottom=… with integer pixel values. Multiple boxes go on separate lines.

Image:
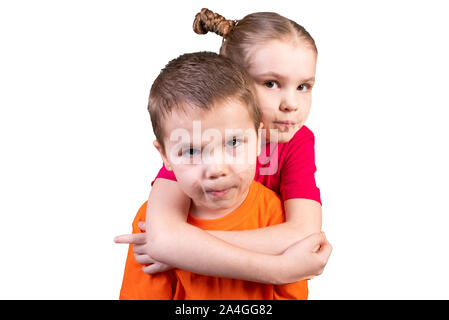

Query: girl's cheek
left=256, top=88, right=275, bottom=108
left=303, top=92, right=312, bottom=105
left=259, top=96, right=277, bottom=116
left=298, top=94, right=311, bottom=111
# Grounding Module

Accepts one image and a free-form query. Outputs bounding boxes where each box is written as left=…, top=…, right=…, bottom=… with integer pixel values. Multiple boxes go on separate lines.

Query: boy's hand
left=279, top=232, right=332, bottom=284
left=114, top=221, right=173, bottom=274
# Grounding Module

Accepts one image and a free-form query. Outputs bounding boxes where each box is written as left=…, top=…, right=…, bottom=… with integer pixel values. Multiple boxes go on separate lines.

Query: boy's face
left=155, top=99, right=261, bottom=218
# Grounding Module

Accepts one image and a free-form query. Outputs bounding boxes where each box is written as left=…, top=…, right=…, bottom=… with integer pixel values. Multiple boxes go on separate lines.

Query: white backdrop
left=1, top=0, right=448, bottom=299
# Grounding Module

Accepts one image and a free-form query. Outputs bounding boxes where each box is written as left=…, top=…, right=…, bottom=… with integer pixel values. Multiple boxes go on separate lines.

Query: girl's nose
left=279, top=90, right=299, bottom=112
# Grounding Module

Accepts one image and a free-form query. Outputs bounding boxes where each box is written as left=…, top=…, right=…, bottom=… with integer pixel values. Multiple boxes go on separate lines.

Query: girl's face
left=246, top=39, right=317, bottom=143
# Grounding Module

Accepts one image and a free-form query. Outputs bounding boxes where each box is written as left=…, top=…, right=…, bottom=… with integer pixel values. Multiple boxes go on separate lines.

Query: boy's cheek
left=153, top=140, right=174, bottom=171
left=171, top=165, right=199, bottom=186
left=232, top=163, right=257, bottom=181
left=174, top=171, right=203, bottom=201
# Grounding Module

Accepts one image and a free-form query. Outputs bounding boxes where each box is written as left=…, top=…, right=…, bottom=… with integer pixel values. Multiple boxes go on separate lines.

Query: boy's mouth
left=205, top=186, right=236, bottom=198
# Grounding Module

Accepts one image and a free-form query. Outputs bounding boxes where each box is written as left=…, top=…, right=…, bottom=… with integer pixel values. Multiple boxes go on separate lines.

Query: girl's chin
left=277, top=134, right=295, bottom=143
left=263, top=123, right=302, bottom=143
left=275, top=129, right=299, bottom=143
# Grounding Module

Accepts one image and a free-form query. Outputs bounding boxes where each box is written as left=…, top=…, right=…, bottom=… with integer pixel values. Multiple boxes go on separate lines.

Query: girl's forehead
left=247, top=39, right=317, bottom=77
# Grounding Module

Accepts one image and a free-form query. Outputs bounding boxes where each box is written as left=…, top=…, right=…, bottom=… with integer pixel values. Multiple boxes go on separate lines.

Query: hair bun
left=193, top=8, right=236, bottom=37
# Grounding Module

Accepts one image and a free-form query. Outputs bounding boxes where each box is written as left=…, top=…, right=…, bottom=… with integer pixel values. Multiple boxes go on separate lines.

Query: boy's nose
left=205, top=162, right=229, bottom=180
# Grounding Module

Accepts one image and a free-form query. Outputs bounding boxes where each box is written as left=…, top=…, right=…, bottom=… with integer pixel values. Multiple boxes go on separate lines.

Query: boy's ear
left=153, top=140, right=173, bottom=171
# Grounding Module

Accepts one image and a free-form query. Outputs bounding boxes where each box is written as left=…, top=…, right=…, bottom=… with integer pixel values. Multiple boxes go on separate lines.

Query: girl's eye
left=298, top=83, right=311, bottom=91
left=264, top=80, right=279, bottom=89
left=226, top=137, right=242, bottom=148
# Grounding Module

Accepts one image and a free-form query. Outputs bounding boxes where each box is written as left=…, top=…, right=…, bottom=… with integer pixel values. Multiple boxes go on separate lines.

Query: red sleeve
left=258, top=183, right=309, bottom=300
left=119, top=201, right=174, bottom=300
left=150, top=163, right=177, bottom=186
left=280, top=126, right=321, bottom=205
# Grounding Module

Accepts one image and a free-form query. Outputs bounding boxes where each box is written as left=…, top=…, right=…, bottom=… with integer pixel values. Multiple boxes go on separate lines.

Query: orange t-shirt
left=119, top=181, right=308, bottom=300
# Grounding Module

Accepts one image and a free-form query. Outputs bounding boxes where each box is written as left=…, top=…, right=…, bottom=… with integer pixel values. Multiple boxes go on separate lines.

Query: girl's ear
left=153, top=140, right=173, bottom=171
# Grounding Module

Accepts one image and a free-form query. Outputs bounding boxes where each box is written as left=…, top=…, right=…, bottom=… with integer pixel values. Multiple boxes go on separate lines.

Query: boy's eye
left=298, top=83, right=311, bottom=91
left=182, top=148, right=200, bottom=157
left=264, top=80, right=279, bottom=89
left=226, top=137, right=242, bottom=148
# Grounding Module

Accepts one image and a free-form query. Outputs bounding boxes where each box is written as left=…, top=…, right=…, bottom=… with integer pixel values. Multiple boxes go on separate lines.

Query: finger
left=316, top=239, right=333, bottom=264
left=312, top=244, right=321, bottom=253
left=134, top=254, right=155, bottom=265
left=299, top=232, right=325, bottom=251
left=142, top=264, right=157, bottom=275
left=132, top=244, right=148, bottom=254
left=312, top=232, right=328, bottom=252
left=114, top=233, right=146, bottom=244
left=318, top=233, right=332, bottom=254
left=142, top=263, right=171, bottom=274
left=138, top=221, right=146, bottom=232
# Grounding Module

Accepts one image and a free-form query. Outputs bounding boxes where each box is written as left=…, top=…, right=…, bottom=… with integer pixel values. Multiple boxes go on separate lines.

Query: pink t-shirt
left=152, top=125, right=321, bottom=205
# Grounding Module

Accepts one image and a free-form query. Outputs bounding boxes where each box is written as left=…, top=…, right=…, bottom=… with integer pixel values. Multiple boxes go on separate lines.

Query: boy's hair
left=148, top=52, right=260, bottom=154
left=193, top=9, right=317, bottom=70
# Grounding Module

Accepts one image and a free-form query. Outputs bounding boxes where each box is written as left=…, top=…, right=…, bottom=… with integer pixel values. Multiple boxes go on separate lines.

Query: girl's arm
left=145, top=179, right=324, bottom=284
left=208, top=198, right=322, bottom=255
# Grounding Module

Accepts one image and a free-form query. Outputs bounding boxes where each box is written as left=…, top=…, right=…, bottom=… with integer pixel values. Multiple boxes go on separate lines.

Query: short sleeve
left=119, top=201, right=174, bottom=300
left=274, top=280, right=308, bottom=300
left=150, top=163, right=177, bottom=186
left=279, top=127, right=321, bottom=205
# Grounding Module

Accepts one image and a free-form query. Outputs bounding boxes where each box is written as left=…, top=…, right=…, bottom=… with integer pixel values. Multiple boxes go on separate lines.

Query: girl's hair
left=193, top=8, right=317, bottom=69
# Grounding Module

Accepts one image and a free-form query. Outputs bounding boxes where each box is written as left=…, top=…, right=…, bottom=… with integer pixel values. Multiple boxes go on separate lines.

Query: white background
left=1, top=0, right=448, bottom=299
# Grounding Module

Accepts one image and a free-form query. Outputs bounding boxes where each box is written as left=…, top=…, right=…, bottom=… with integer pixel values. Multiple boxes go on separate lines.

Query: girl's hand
left=278, top=232, right=332, bottom=284
left=114, top=221, right=173, bottom=274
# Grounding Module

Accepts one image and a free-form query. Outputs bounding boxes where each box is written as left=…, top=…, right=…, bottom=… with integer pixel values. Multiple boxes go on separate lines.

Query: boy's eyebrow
left=177, top=132, right=247, bottom=149
left=256, top=72, right=315, bottom=83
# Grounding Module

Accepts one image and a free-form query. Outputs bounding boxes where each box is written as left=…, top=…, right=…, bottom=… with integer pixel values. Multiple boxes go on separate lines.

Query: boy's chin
left=204, top=189, right=242, bottom=206
left=205, top=189, right=236, bottom=204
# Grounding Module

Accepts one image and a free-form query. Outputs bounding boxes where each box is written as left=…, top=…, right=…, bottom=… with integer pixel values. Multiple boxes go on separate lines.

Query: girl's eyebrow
left=302, top=77, right=316, bottom=83
left=256, top=72, right=315, bottom=83
left=256, top=72, right=286, bottom=80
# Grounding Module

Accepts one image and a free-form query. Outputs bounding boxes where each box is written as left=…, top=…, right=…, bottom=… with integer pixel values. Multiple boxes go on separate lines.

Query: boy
left=118, top=52, right=330, bottom=299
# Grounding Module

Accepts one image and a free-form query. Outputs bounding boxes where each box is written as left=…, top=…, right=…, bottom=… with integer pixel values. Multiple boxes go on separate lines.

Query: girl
left=116, top=8, right=331, bottom=286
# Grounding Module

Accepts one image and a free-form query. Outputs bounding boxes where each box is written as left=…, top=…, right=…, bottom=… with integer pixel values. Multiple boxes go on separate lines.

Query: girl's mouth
left=273, top=120, right=298, bottom=127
